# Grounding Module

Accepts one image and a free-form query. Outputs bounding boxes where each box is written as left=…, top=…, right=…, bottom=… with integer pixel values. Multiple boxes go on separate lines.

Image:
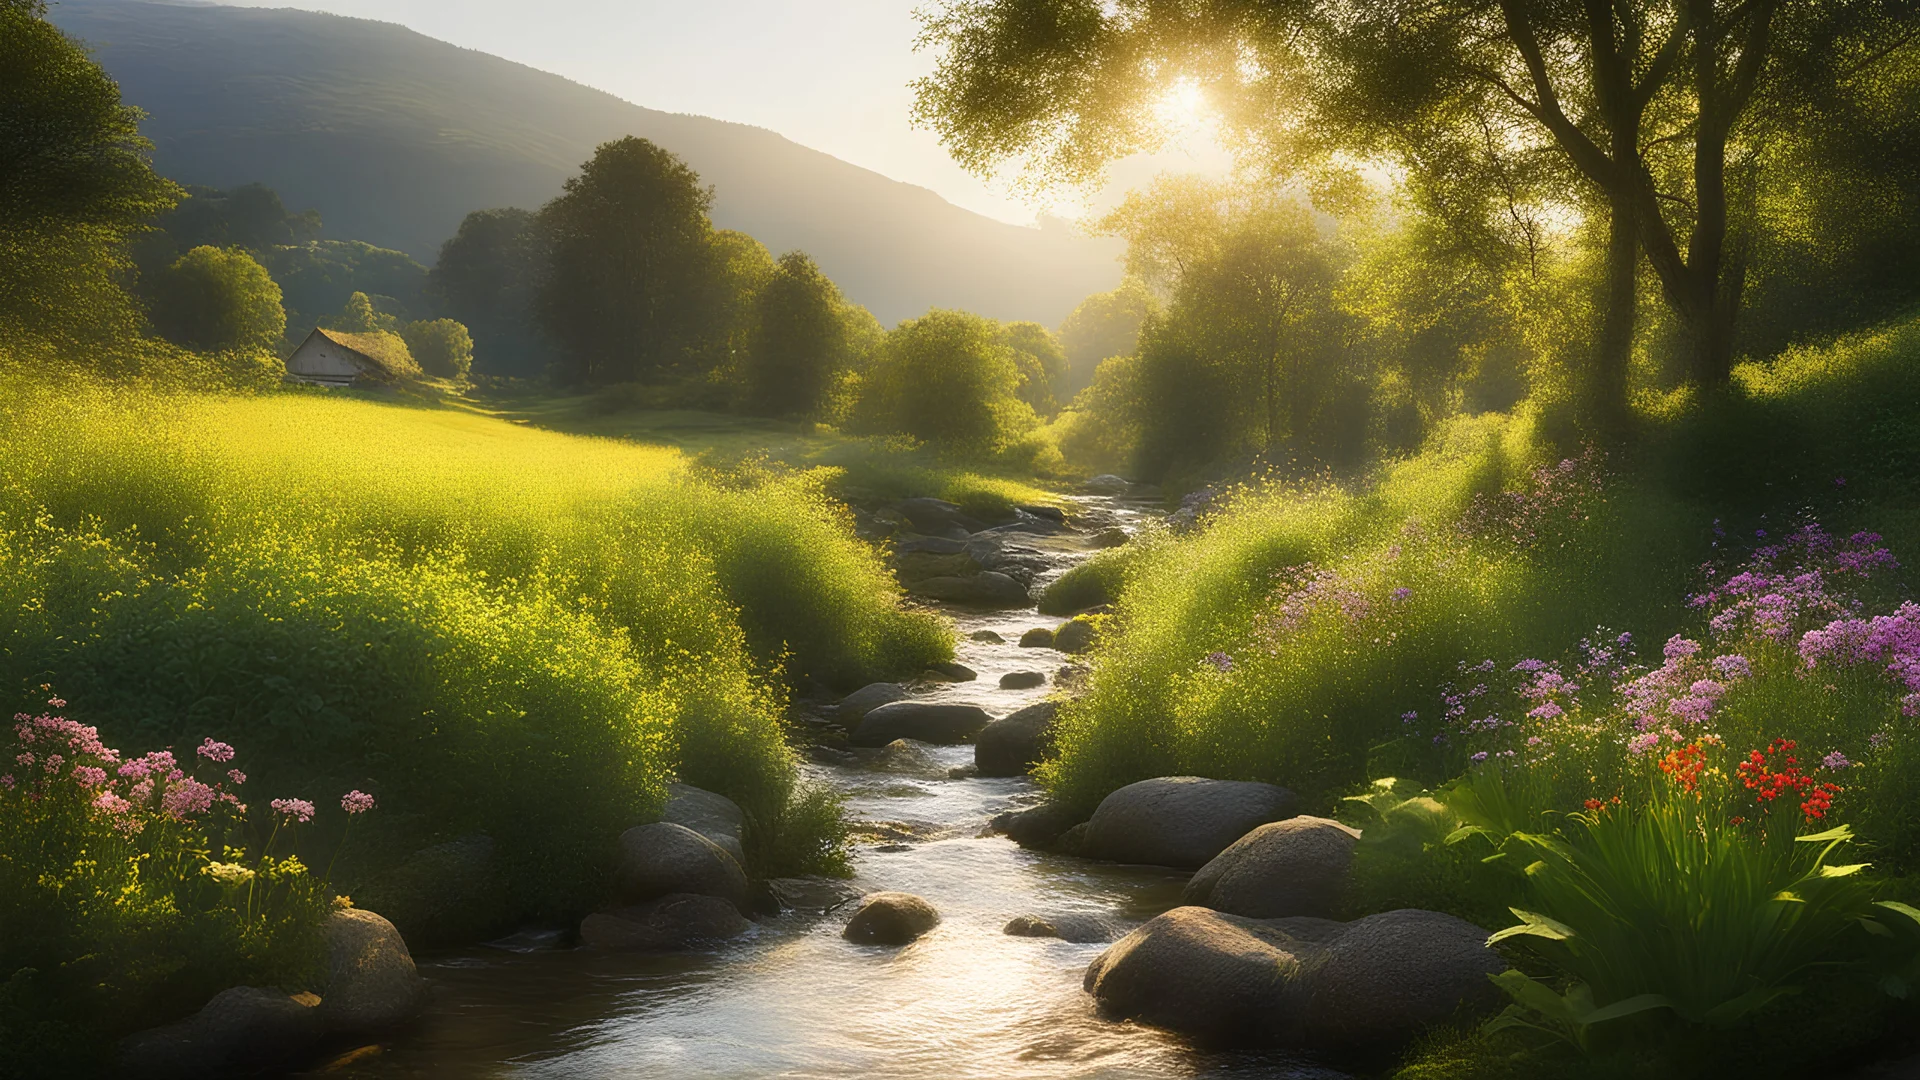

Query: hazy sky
left=217, top=0, right=1225, bottom=226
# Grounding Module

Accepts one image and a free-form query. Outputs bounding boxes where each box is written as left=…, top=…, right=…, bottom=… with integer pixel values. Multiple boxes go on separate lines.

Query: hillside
left=49, top=0, right=1123, bottom=326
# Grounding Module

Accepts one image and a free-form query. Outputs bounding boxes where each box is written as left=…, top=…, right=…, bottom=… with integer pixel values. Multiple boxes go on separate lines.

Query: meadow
left=0, top=381, right=951, bottom=917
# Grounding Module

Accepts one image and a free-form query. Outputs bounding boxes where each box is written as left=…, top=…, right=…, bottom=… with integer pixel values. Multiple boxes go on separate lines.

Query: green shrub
left=399, top=317, right=474, bottom=380
left=852, top=309, right=1039, bottom=457
left=145, top=246, right=286, bottom=353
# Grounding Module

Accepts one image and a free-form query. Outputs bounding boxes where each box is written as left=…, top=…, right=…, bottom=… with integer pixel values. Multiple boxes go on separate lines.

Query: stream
left=321, top=495, right=1342, bottom=1080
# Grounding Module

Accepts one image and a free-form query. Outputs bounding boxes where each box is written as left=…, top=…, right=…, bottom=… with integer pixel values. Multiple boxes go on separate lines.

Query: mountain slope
left=50, top=0, right=1122, bottom=325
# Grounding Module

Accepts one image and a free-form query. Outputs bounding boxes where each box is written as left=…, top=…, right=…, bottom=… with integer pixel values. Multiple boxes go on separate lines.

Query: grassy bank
left=1043, top=314, right=1920, bottom=814
left=0, top=382, right=951, bottom=919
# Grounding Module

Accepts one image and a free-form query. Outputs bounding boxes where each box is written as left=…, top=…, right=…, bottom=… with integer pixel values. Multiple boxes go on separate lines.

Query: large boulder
left=999, top=670, right=1047, bottom=690
left=1084, top=907, right=1503, bottom=1048
left=975, top=701, right=1059, bottom=777
left=1018, top=627, right=1056, bottom=648
left=1081, top=776, right=1297, bottom=868
left=896, top=549, right=986, bottom=582
left=318, top=908, right=426, bottom=1032
left=851, top=701, right=994, bottom=747
left=120, top=987, right=324, bottom=1079
left=990, top=801, right=1087, bottom=849
left=834, top=682, right=911, bottom=728
left=842, top=891, right=941, bottom=945
left=614, top=822, right=749, bottom=912
left=1182, top=816, right=1360, bottom=918
left=1053, top=617, right=1099, bottom=654
left=894, top=497, right=988, bottom=536
left=907, top=571, right=1031, bottom=608
left=354, top=833, right=509, bottom=946
left=579, top=893, right=750, bottom=951
left=663, top=783, right=747, bottom=868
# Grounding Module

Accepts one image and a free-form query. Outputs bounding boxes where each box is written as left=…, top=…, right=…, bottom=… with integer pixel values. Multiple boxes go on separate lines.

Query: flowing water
left=320, top=496, right=1343, bottom=1080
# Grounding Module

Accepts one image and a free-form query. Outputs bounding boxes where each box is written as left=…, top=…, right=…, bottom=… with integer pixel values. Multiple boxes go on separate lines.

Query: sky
left=217, top=0, right=1229, bottom=227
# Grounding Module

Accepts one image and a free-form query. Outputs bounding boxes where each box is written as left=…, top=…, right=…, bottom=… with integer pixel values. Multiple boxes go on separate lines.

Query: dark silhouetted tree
left=146, top=245, right=285, bottom=352
left=535, top=137, right=722, bottom=385
left=744, top=252, right=847, bottom=419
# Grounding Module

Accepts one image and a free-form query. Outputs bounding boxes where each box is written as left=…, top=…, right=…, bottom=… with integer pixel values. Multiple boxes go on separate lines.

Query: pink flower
left=92, top=790, right=131, bottom=816
left=72, top=766, right=108, bottom=787
left=196, top=738, right=235, bottom=763
left=129, top=778, right=153, bottom=802
left=271, top=797, right=316, bottom=824
left=1628, top=732, right=1660, bottom=754
left=47, top=698, right=65, bottom=709
left=340, top=790, right=376, bottom=815
left=0, top=775, right=13, bottom=789
left=161, top=779, right=216, bottom=820
left=227, top=769, right=246, bottom=785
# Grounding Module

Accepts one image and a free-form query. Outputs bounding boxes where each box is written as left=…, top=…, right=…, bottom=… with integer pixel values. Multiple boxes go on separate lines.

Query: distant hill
left=50, top=0, right=1123, bottom=326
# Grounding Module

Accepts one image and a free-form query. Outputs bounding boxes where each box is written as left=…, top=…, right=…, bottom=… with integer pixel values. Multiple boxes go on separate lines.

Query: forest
left=9, top=0, right=1920, bottom=1077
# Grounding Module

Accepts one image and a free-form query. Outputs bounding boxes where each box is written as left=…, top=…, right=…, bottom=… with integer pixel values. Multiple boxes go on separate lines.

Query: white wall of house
left=286, top=333, right=371, bottom=386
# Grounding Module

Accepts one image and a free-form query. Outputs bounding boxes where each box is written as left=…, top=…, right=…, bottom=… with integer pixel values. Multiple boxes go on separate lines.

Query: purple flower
left=1871, top=731, right=1892, bottom=749
left=270, top=797, right=316, bottom=824
left=1628, top=732, right=1660, bottom=754
left=0, top=775, right=12, bottom=790
left=341, top=790, right=376, bottom=815
left=1711, top=654, right=1752, bottom=680
left=1527, top=702, right=1564, bottom=720
left=1390, top=587, right=1412, bottom=602
left=72, top=766, right=107, bottom=787
left=196, top=738, right=235, bottom=763
left=1470, top=752, right=1489, bottom=763
left=1836, top=476, right=1847, bottom=487
left=1203, top=651, right=1233, bottom=673
left=1401, top=711, right=1418, bottom=723
left=1822, top=751, right=1852, bottom=771
left=1663, top=636, right=1702, bottom=661
left=161, top=779, right=216, bottom=820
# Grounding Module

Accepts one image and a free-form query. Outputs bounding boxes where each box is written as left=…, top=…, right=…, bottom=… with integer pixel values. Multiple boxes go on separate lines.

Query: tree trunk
left=1588, top=191, right=1638, bottom=439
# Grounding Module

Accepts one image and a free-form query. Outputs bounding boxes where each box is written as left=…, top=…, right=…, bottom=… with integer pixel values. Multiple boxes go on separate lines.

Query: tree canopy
left=145, top=246, right=285, bottom=354
left=535, top=137, right=725, bottom=385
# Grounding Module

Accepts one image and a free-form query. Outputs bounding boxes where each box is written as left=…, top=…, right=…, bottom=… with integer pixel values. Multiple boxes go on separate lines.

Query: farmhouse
left=285, top=328, right=419, bottom=387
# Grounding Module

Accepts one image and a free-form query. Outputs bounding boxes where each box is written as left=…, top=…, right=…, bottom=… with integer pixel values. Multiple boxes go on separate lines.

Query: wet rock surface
left=580, top=893, right=752, bottom=951
left=1081, top=777, right=1298, bottom=869
left=842, top=891, right=942, bottom=946
left=851, top=701, right=995, bottom=746
left=1182, top=816, right=1360, bottom=919
left=614, top=821, right=750, bottom=913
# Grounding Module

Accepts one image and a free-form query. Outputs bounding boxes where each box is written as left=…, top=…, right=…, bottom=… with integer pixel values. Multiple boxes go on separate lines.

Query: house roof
left=302, top=327, right=422, bottom=380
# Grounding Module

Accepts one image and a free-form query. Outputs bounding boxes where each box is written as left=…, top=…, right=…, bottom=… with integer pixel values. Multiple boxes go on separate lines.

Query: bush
left=399, top=317, right=474, bottom=380
left=852, top=309, right=1038, bottom=457
left=144, top=246, right=286, bottom=353
left=0, top=384, right=949, bottom=919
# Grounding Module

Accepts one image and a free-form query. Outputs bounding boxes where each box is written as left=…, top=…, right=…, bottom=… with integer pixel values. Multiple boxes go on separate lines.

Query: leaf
left=1489, top=970, right=1578, bottom=1022
left=1488, top=908, right=1576, bottom=945
left=1818, top=862, right=1870, bottom=878
left=1701, top=985, right=1795, bottom=1026
left=1875, top=900, right=1920, bottom=928
left=1445, top=824, right=1492, bottom=846
left=1372, top=777, right=1398, bottom=791
left=1581, top=993, right=1672, bottom=1026
left=1795, top=824, right=1855, bottom=844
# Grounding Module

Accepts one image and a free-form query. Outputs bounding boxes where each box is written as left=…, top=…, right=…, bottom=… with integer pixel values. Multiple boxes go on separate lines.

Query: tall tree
left=535, top=138, right=723, bottom=385
left=429, top=207, right=548, bottom=377
left=913, top=0, right=1918, bottom=429
left=1, top=1, right=178, bottom=344
left=743, top=251, right=848, bottom=419
left=999, top=320, right=1068, bottom=414
left=1057, top=279, right=1154, bottom=399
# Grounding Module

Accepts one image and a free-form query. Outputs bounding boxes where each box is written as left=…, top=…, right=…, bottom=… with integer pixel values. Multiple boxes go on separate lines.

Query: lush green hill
left=50, top=0, right=1123, bottom=326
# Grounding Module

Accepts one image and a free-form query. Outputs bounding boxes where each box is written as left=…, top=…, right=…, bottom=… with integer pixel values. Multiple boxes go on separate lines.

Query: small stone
left=970, top=630, right=1006, bottom=643
left=999, top=670, right=1046, bottom=690
left=834, top=683, right=911, bottom=727
left=1053, top=618, right=1098, bottom=654
left=1004, top=913, right=1121, bottom=942
left=926, top=661, right=977, bottom=682
left=1018, top=627, right=1056, bottom=648
left=843, top=891, right=942, bottom=945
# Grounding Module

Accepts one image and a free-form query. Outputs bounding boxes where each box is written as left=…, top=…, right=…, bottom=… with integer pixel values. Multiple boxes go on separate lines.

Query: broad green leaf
left=1582, top=993, right=1672, bottom=1026
left=1796, top=824, right=1855, bottom=844
left=1875, top=900, right=1920, bottom=927
left=1489, top=909, right=1575, bottom=945
left=1819, top=862, right=1869, bottom=878
left=1444, top=824, right=1492, bottom=846
left=1489, top=970, right=1578, bottom=1022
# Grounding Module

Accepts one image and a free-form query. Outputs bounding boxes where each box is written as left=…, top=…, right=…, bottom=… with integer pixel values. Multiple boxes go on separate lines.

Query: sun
left=1152, top=76, right=1209, bottom=129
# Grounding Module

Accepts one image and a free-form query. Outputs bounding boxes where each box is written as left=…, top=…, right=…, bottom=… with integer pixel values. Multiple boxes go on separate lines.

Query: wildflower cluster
left=1658, top=737, right=1720, bottom=794
left=3, top=697, right=372, bottom=837
left=1456, top=448, right=1608, bottom=549
left=1412, top=629, right=1635, bottom=767
left=1691, top=524, right=1898, bottom=641
left=1736, top=739, right=1845, bottom=822
left=1799, top=601, right=1920, bottom=715
left=1617, top=635, right=1753, bottom=736
left=1252, top=563, right=1374, bottom=643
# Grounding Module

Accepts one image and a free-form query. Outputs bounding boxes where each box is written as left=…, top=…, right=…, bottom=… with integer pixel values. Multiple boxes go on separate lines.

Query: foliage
left=852, top=308, right=1039, bottom=457
left=1057, top=278, right=1154, bottom=400
left=134, top=183, right=321, bottom=270
left=0, top=384, right=948, bottom=917
left=0, top=706, right=332, bottom=1074
left=264, top=240, right=429, bottom=345
left=536, top=137, right=727, bottom=385
left=0, top=3, right=179, bottom=351
left=428, top=207, right=551, bottom=378
left=999, top=320, right=1068, bottom=415
left=400, top=318, right=475, bottom=380
left=145, top=246, right=286, bottom=354
left=743, top=252, right=852, bottom=419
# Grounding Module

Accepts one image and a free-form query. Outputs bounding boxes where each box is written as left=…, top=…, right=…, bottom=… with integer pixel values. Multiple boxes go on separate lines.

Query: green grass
left=1041, top=312, right=1920, bottom=816
left=0, top=379, right=950, bottom=919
